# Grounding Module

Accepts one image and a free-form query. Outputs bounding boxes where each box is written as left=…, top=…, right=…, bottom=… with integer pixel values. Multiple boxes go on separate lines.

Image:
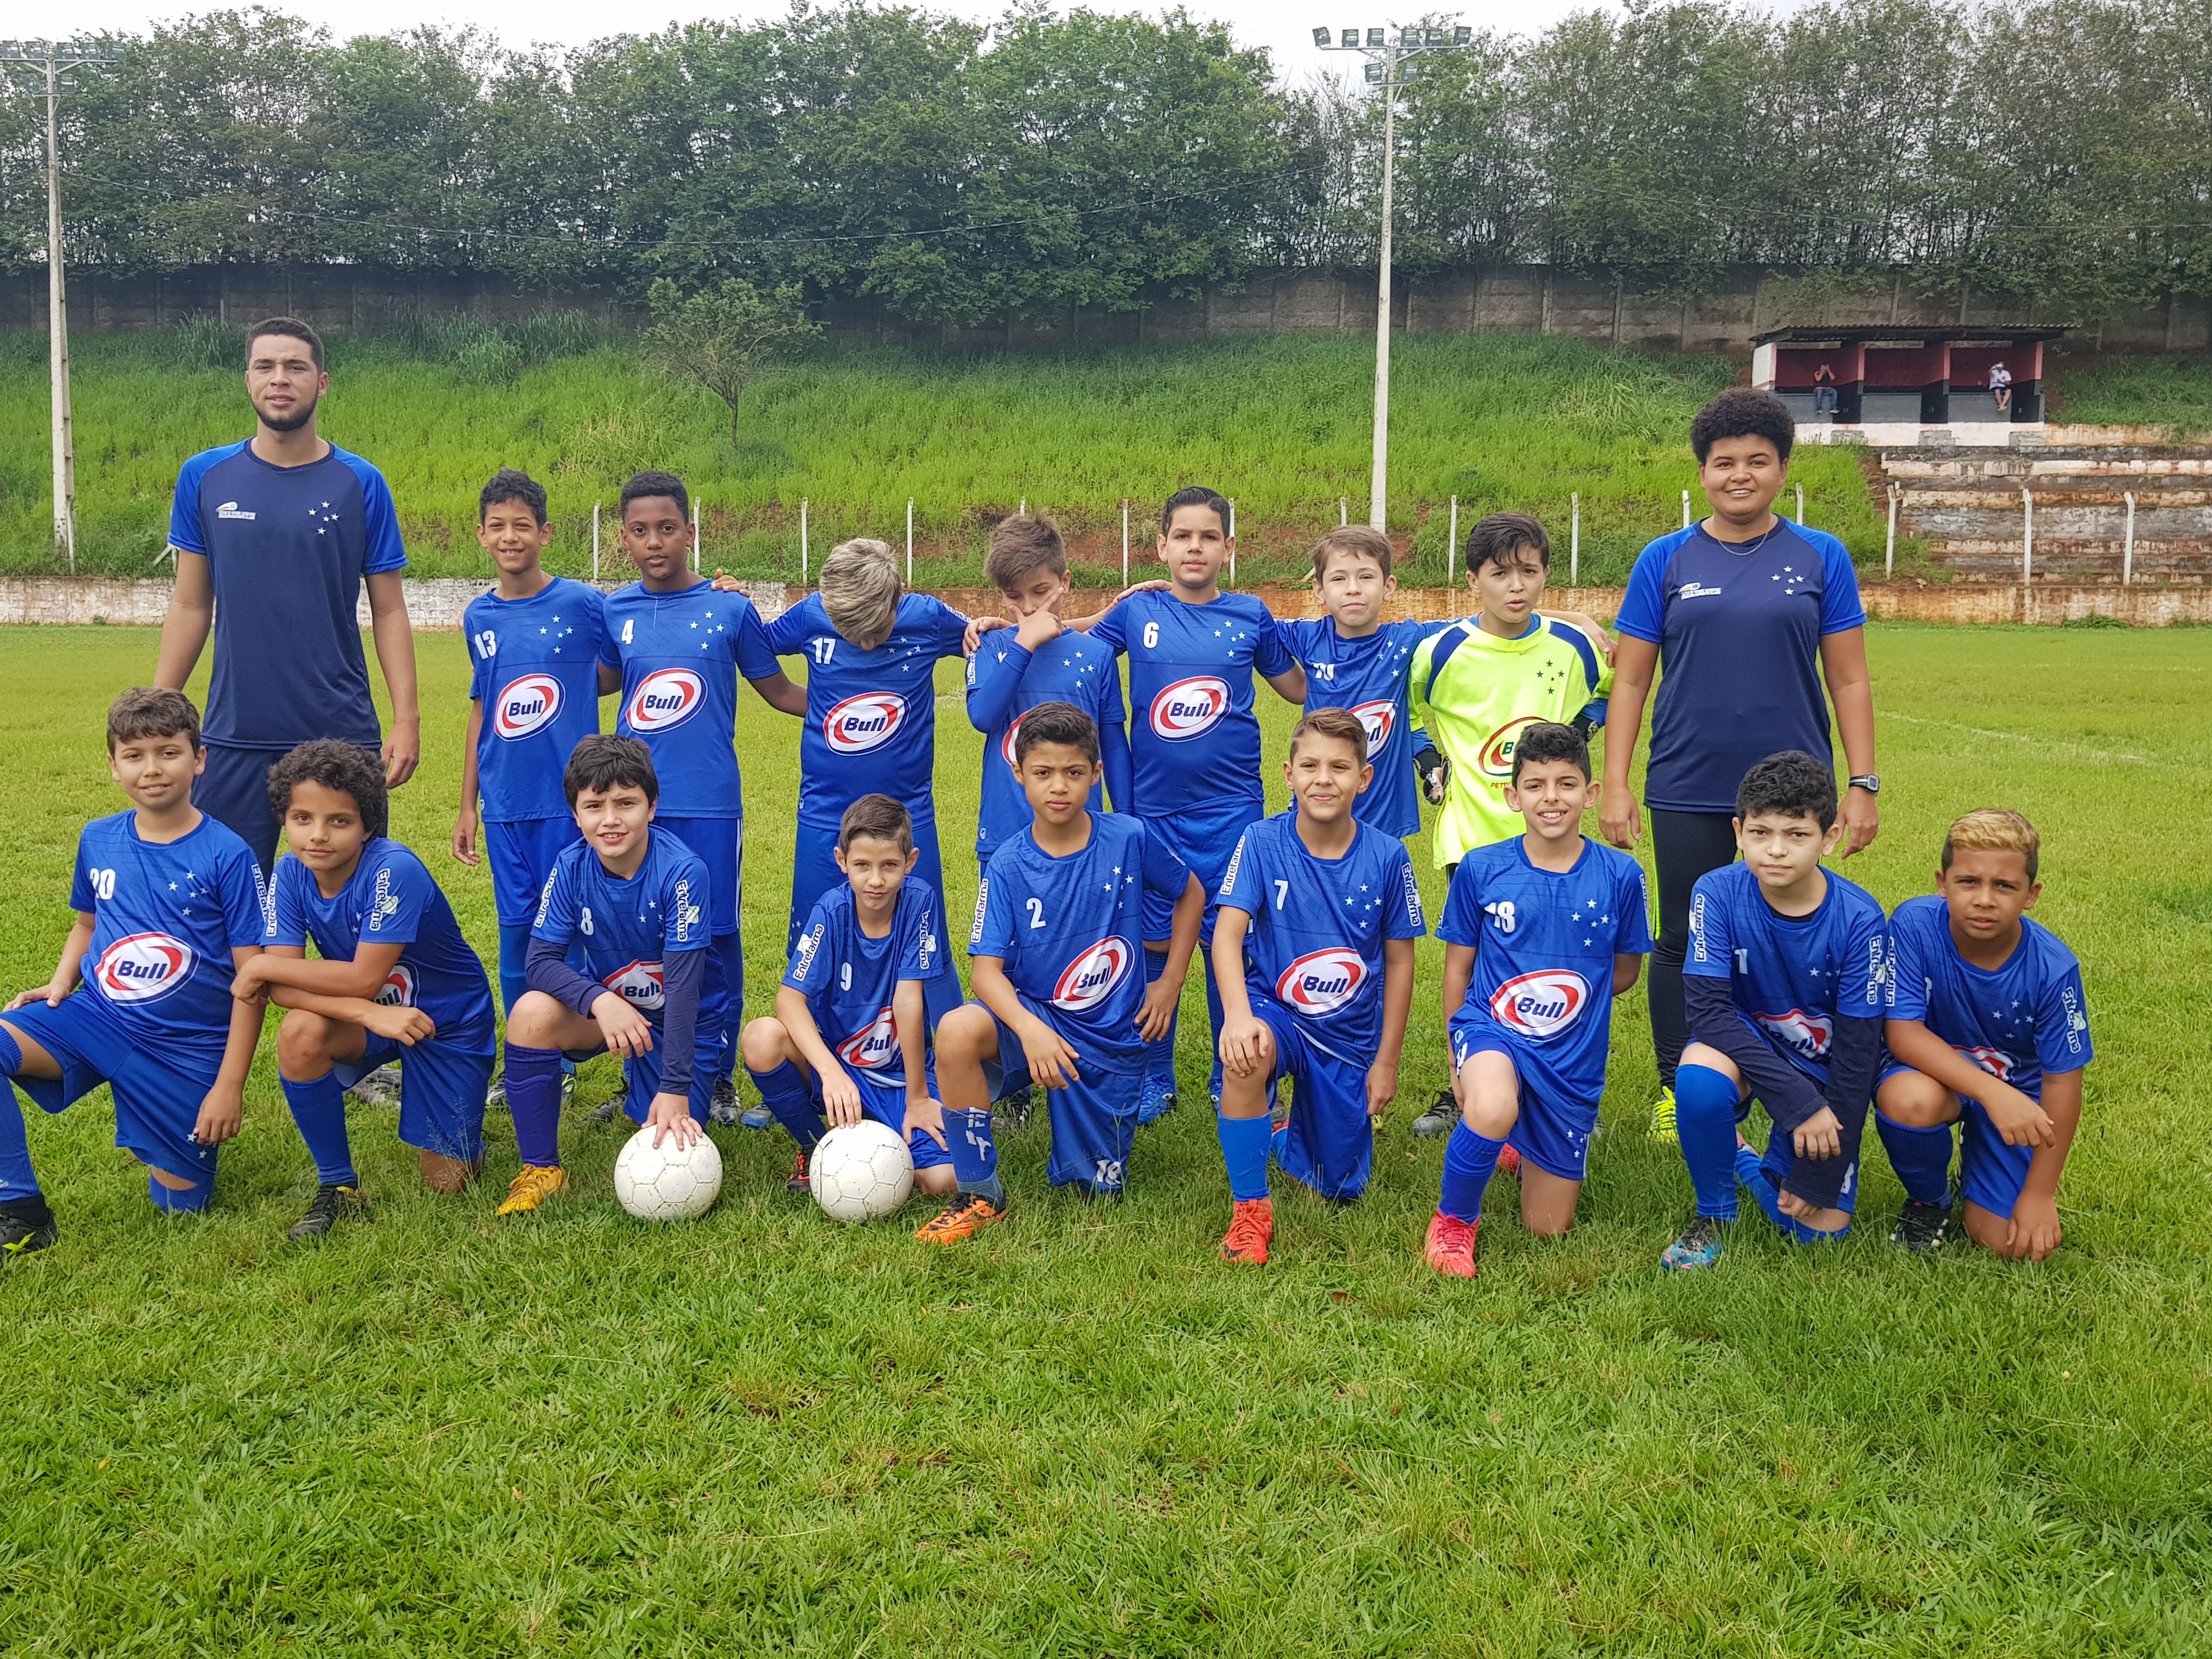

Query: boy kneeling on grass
left=1, top=689, right=267, bottom=1254
left=742, top=794, right=956, bottom=1201
left=1661, top=751, right=1888, bottom=1270
left=1875, top=809, right=2090, bottom=1261
left=924, top=702, right=1206, bottom=1242
left=1211, top=708, right=1424, bottom=1266
left=495, top=735, right=724, bottom=1214
left=1426, top=722, right=1651, bottom=1279
left=235, top=741, right=498, bottom=1241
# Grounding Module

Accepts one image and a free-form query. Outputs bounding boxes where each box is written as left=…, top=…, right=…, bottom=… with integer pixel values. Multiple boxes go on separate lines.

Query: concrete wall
left=7, top=577, right=2206, bottom=629
left=10, top=264, right=2209, bottom=357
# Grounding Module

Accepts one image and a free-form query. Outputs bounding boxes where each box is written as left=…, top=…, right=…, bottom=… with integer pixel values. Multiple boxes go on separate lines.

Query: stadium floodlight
left=1311, top=19, right=1479, bottom=531
left=0, top=38, right=126, bottom=569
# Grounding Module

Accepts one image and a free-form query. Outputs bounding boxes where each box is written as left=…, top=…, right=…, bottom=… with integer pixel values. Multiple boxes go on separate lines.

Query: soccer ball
left=613, top=1124, right=724, bottom=1221
left=809, top=1120, right=915, bottom=1224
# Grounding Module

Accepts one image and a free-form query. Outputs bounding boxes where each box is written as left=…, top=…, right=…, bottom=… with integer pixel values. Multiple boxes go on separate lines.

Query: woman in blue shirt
left=1599, top=390, right=1881, bottom=1136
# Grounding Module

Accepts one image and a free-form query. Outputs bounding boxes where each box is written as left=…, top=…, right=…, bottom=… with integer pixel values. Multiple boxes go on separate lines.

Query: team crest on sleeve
left=1276, top=948, right=1367, bottom=1015
left=494, top=673, right=564, bottom=740
left=1351, top=699, right=1394, bottom=755
left=92, top=933, right=195, bottom=1004
left=1149, top=676, right=1230, bottom=740
left=626, top=667, right=706, bottom=732
left=836, top=1006, right=900, bottom=1071
left=1053, top=938, right=1133, bottom=1010
left=375, top=964, right=417, bottom=1007
left=1489, top=969, right=1589, bottom=1037
left=603, top=959, right=666, bottom=1011
left=1753, top=1007, right=1833, bottom=1062
left=824, top=692, right=906, bottom=754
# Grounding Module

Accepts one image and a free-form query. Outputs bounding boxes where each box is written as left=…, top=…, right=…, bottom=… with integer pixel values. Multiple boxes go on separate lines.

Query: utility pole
left=2, top=38, right=123, bottom=568
left=1314, top=24, right=1474, bottom=532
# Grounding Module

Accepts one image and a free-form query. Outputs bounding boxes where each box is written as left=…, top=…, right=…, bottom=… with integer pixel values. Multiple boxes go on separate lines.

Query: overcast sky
left=59, top=2, right=1637, bottom=86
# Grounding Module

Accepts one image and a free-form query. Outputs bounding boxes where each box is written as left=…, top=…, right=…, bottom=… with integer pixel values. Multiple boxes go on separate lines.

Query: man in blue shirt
left=154, top=318, right=421, bottom=874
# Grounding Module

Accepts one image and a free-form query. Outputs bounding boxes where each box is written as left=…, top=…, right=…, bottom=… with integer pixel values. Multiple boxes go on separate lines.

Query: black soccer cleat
left=708, top=1074, right=741, bottom=1127
left=286, top=1183, right=368, bottom=1242
left=1410, top=1089, right=1456, bottom=1139
left=1890, top=1199, right=1953, bottom=1254
left=0, top=1197, right=58, bottom=1259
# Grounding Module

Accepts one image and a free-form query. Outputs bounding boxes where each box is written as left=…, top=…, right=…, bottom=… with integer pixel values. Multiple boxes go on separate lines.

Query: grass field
left=3, top=327, right=1915, bottom=586
left=1, top=621, right=2208, bottom=1654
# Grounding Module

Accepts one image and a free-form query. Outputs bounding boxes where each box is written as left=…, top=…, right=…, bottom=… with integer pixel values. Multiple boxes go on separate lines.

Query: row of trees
left=2, top=1, right=2207, bottom=326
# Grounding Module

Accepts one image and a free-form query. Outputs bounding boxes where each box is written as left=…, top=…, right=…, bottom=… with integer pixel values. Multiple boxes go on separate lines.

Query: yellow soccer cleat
left=1647, top=1085, right=1679, bottom=1143
left=496, top=1164, right=570, bottom=1216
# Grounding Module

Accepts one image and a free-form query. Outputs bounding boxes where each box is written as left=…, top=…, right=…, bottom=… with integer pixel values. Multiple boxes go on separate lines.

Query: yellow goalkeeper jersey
left=1409, top=617, right=1612, bottom=868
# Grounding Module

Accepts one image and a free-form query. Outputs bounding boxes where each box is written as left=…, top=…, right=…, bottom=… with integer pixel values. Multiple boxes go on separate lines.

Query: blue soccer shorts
left=656, top=814, right=744, bottom=939
left=980, top=1000, right=1141, bottom=1193
left=1138, top=794, right=1254, bottom=944
left=813, top=1066, right=952, bottom=1172
left=1249, top=994, right=1375, bottom=1200
left=338, top=1018, right=498, bottom=1164
left=484, top=817, right=584, bottom=928
left=1879, top=1060, right=2029, bottom=1219
left=1449, top=1008, right=1599, bottom=1182
left=2, top=993, right=222, bottom=1190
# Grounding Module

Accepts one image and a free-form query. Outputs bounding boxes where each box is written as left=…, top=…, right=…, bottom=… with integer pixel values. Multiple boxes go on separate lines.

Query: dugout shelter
left=1752, top=326, right=2070, bottom=445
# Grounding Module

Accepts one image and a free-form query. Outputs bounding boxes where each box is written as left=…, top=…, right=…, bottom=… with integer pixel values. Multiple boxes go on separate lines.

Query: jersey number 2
left=1026, top=897, right=1046, bottom=930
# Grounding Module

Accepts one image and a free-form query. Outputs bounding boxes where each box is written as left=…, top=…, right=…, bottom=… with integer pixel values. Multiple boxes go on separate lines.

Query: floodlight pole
left=2, top=40, right=124, bottom=568
left=1315, top=22, right=1476, bottom=533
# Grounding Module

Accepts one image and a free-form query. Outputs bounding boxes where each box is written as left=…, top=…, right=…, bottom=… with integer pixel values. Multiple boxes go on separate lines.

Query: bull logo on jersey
left=1754, top=1007, right=1833, bottom=1062
left=1479, top=715, right=1544, bottom=780
left=494, top=673, right=564, bottom=740
left=1959, top=1045, right=2016, bottom=1081
left=626, top=668, right=706, bottom=733
left=92, top=933, right=195, bottom=1004
left=1352, top=700, right=1394, bottom=757
left=836, top=1006, right=900, bottom=1072
left=1276, top=948, right=1367, bottom=1016
left=825, top=692, right=907, bottom=754
left=1000, top=710, right=1036, bottom=774
left=1053, top=938, right=1133, bottom=1011
left=603, top=959, right=666, bottom=1011
left=1149, top=676, right=1231, bottom=741
left=1489, top=969, right=1589, bottom=1037
left=375, top=964, right=416, bottom=1007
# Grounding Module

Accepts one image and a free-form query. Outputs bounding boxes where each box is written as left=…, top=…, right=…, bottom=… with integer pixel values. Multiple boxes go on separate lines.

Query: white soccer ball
left=613, top=1124, right=724, bottom=1221
left=809, top=1120, right=915, bottom=1224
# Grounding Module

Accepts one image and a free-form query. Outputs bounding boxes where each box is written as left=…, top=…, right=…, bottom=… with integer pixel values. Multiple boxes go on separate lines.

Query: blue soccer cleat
left=1138, top=1074, right=1178, bottom=1126
left=1660, top=1214, right=1725, bottom=1271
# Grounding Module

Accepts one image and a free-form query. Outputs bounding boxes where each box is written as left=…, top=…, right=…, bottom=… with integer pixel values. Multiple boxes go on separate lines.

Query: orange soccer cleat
left=1218, top=1196, right=1275, bottom=1265
left=913, top=1192, right=1008, bottom=1245
left=1424, top=1210, right=1480, bottom=1279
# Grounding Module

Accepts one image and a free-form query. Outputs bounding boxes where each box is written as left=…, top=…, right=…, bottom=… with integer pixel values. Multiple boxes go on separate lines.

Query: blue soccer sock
left=1735, top=1143, right=1790, bottom=1229
left=281, top=1072, right=359, bottom=1189
left=1675, top=1063, right=1743, bottom=1221
left=0, top=1080, right=41, bottom=1203
left=1143, top=947, right=1178, bottom=1092
left=1875, top=1110, right=1954, bottom=1208
left=1216, top=1110, right=1273, bottom=1203
left=1438, top=1120, right=1508, bottom=1224
left=148, top=1171, right=212, bottom=1214
left=715, top=935, right=746, bottom=1062
left=946, top=1107, right=1003, bottom=1206
left=497, top=923, right=533, bottom=1020
left=747, top=1061, right=824, bottom=1153
left=505, top=1043, right=566, bottom=1168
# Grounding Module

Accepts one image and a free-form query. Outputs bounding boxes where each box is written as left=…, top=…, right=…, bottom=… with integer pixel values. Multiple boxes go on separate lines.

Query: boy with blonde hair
left=1875, top=809, right=2090, bottom=1261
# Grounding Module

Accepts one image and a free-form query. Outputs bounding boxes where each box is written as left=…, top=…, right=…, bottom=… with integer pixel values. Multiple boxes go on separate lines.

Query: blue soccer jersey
left=266, top=838, right=495, bottom=1038
left=1088, top=590, right=1296, bottom=817
left=67, top=810, right=267, bottom=1059
left=1216, top=811, right=1427, bottom=1062
left=1684, top=861, right=1888, bottom=1090
left=531, top=831, right=729, bottom=1038
left=970, top=813, right=1193, bottom=1064
left=782, top=881, right=945, bottom=1086
left=601, top=579, right=781, bottom=819
left=1613, top=520, right=1866, bottom=814
left=1277, top=617, right=1446, bottom=838
left=464, top=577, right=608, bottom=823
left=1437, top=837, right=1654, bottom=1110
left=768, top=592, right=971, bottom=827
left=965, top=627, right=1132, bottom=862
left=167, top=441, right=408, bottom=750
left=1886, top=896, right=2091, bottom=1098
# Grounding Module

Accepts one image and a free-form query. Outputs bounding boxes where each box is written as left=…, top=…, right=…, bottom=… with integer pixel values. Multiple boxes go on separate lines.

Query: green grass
left=1, top=622, right=2208, bottom=1653
left=2, top=327, right=1926, bottom=585
left=2049, top=351, right=2212, bottom=433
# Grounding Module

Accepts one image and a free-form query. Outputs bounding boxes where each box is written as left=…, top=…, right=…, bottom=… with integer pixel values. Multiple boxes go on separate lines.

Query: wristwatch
left=1848, top=774, right=1881, bottom=795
